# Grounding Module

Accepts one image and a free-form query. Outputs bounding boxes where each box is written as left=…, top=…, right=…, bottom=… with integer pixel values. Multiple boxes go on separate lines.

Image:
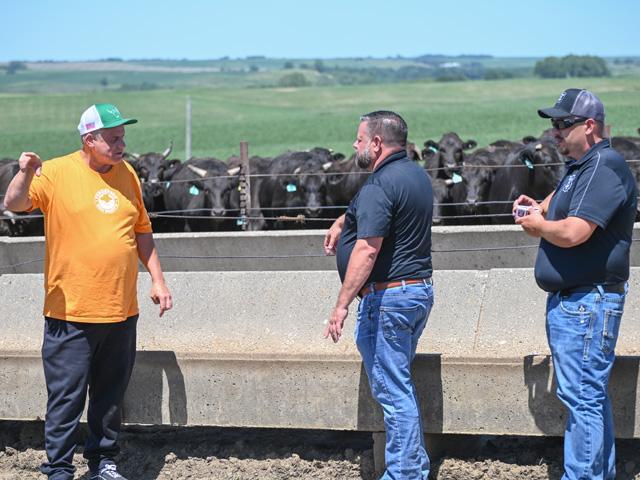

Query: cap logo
left=105, top=106, right=121, bottom=118
left=85, top=122, right=95, bottom=130
left=557, top=91, right=567, bottom=104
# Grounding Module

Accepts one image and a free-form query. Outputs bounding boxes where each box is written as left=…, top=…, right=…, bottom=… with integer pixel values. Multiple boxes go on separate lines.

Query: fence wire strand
left=2, top=239, right=639, bottom=273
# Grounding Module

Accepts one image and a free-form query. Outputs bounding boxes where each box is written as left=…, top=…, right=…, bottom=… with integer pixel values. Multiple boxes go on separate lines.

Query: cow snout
left=305, top=207, right=322, bottom=217
left=210, top=208, right=226, bottom=218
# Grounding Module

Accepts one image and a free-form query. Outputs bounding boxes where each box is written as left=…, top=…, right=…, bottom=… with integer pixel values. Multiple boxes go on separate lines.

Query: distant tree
left=299, top=63, right=310, bottom=70
left=278, top=72, right=310, bottom=87
left=484, top=68, right=515, bottom=80
left=314, top=59, right=326, bottom=72
left=534, top=55, right=610, bottom=78
left=100, top=77, right=109, bottom=87
left=534, top=56, right=564, bottom=78
left=435, top=73, right=468, bottom=82
left=249, top=64, right=259, bottom=73
left=283, top=61, right=294, bottom=69
left=6, top=61, right=27, bottom=75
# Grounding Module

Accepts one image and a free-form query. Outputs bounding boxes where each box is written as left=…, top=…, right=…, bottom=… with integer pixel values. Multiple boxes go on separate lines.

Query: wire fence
left=0, top=243, right=553, bottom=273
left=4, top=238, right=640, bottom=273
left=2, top=158, right=639, bottom=192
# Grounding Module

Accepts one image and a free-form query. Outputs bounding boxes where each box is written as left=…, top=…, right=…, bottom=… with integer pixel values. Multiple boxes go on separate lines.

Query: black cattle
left=612, top=128, right=640, bottom=150
left=325, top=144, right=422, bottom=215
left=610, top=137, right=640, bottom=219
left=406, top=143, right=422, bottom=162
left=259, top=150, right=332, bottom=229
left=0, top=161, right=44, bottom=236
left=487, top=139, right=564, bottom=223
left=127, top=143, right=179, bottom=212
left=227, top=155, right=272, bottom=231
left=324, top=153, right=369, bottom=210
left=461, top=145, right=513, bottom=223
left=162, top=158, right=239, bottom=232
left=431, top=175, right=467, bottom=226
left=422, top=132, right=477, bottom=180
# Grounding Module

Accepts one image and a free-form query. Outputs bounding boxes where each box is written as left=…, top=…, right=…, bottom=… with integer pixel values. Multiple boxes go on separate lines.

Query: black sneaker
left=90, top=464, right=128, bottom=480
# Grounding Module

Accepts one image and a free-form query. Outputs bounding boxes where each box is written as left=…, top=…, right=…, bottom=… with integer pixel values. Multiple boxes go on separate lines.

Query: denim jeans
left=546, top=285, right=626, bottom=480
left=355, top=280, right=434, bottom=480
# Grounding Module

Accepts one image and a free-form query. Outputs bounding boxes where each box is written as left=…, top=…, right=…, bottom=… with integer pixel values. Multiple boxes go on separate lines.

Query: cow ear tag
left=428, top=146, right=438, bottom=153
left=452, top=173, right=463, bottom=184
left=525, top=159, right=534, bottom=170
left=189, top=185, right=200, bottom=195
left=236, top=218, right=246, bottom=226
left=165, top=182, right=171, bottom=189
left=286, top=183, right=297, bottom=193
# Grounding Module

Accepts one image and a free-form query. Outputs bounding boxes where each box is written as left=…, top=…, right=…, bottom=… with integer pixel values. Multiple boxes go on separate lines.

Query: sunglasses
left=551, top=116, right=588, bottom=130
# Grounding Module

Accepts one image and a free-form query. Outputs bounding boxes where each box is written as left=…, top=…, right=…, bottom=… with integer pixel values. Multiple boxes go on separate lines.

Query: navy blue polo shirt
left=336, top=150, right=433, bottom=284
left=534, top=139, right=637, bottom=292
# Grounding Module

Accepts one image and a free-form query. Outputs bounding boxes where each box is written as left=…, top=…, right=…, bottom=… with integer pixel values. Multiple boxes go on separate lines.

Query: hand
left=515, top=209, right=545, bottom=237
left=512, top=194, right=541, bottom=216
left=324, top=219, right=343, bottom=256
left=324, top=306, right=348, bottom=343
left=150, top=281, right=173, bottom=317
left=18, top=152, right=42, bottom=177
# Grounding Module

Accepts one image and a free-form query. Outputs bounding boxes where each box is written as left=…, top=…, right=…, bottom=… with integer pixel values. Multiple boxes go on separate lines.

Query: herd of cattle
left=1, top=128, right=640, bottom=236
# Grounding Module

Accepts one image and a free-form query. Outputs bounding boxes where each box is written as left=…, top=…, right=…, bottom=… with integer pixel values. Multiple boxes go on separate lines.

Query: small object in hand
left=515, top=205, right=531, bottom=217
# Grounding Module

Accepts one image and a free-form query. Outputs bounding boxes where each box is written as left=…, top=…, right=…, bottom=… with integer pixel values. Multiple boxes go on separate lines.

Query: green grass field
left=1, top=76, right=639, bottom=161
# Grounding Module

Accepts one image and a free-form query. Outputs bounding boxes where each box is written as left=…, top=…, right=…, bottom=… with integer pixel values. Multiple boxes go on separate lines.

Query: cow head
left=516, top=141, right=563, bottom=191
left=284, top=163, right=328, bottom=218
left=185, top=162, right=237, bottom=219
left=129, top=142, right=175, bottom=210
left=422, top=132, right=477, bottom=179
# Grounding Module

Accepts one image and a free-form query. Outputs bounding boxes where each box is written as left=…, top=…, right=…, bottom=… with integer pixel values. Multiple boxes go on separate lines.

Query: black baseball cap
left=538, top=88, right=605, bottom=122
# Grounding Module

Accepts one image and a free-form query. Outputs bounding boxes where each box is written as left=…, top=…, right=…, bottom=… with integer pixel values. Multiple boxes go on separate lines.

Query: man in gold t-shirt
left=3, top=103, right=173, bottom=480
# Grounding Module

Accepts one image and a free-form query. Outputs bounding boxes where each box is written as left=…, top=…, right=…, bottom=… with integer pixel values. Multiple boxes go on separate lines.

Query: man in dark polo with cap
left=323, top=111, right=434, bottom=479
left=514, top=88, right=637, bottom=480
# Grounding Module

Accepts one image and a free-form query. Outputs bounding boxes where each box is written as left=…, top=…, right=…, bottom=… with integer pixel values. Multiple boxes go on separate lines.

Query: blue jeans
left=546, top=286, right=626, bottom=480
left=355, top=280, right=434, bottom=480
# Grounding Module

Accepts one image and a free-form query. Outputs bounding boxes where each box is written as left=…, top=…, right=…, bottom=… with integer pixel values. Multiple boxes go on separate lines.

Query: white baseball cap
left=77, top=103, right=137, bottom=135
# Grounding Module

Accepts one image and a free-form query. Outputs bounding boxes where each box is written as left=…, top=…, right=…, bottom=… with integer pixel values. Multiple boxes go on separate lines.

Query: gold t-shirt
left=29, top=151, right=152, bottom=323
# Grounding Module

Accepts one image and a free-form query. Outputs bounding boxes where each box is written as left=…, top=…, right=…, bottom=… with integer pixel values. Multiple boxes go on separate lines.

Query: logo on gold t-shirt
left=94, top=188, right=119, bottom=214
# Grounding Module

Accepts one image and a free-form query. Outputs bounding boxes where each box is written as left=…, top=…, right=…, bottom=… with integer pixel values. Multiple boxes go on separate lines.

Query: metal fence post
left=239, top=141, right=251, bottom=231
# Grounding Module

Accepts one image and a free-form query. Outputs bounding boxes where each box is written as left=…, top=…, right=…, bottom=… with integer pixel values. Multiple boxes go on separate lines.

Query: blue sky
left=1, top=0, right=638, bottom=61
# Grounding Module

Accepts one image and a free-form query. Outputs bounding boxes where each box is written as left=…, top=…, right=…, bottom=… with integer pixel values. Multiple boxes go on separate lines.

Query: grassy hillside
left=1, top=76, right=639, bottom=161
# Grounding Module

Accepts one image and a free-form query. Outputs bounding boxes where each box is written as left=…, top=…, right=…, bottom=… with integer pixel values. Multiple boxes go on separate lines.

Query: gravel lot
left=1, top=422, right=639, bottom=479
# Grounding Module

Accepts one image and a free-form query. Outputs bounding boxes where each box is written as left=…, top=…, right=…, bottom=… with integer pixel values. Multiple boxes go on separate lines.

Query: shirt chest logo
left=94, top=188, right=119, bottom=214
left=561, top=174, right=576, bottom=193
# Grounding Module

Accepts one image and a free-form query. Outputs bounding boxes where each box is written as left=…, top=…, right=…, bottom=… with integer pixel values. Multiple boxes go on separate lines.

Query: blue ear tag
left=189, top=185, right=200, bottom=195
left=452, top=173, right=463, bottom=184
left=165, top=182, right=171, bottom=189
left=428, top=146, right=438, bottom=153
left=236, top=218, right=246, bottom=226
left=286, top=183, right=297, bottom=193
left=525, top=159, right=534, bottom=170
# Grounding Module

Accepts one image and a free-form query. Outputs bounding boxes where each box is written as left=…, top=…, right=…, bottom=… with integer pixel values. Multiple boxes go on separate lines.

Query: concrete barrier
left=2, top=224, right=640, bottom=273
left=1, top=269, right=639, bottom=437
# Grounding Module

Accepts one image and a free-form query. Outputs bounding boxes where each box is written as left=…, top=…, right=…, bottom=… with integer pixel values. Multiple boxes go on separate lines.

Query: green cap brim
left=103, top=118, right=138, bottom=129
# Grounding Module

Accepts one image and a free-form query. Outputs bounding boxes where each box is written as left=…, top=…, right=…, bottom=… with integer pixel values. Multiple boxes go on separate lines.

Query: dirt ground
left=1, top=422, right=639, bottom=480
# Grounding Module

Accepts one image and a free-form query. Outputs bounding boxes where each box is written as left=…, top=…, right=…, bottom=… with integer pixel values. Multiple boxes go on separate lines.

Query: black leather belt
left=559, top=283, right=625, bottom=297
